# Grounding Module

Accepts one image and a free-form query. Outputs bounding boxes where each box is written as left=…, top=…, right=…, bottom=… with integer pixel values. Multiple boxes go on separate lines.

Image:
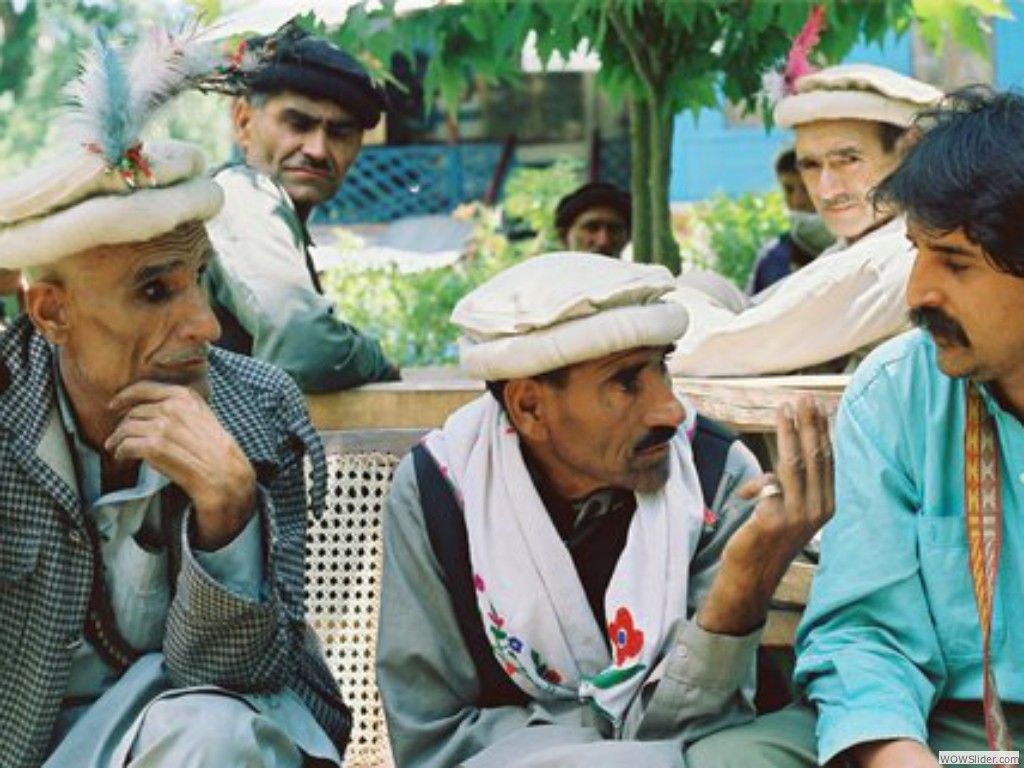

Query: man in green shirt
left=205, top=22, right=399, bottom=392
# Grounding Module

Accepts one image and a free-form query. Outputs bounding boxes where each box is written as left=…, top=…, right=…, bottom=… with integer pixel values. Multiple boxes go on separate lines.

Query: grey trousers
left=44, top=654, right=341, bottom=768
left=685, top=700, right=1024, bottom=768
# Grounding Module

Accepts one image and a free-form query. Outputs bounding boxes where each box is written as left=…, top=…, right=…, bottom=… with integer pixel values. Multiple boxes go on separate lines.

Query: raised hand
left=698, top=396, right=834, bottom=636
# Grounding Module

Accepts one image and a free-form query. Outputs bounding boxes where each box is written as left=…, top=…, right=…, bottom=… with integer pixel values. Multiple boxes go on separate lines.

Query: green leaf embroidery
left=589, top=664, right=646, bottom=690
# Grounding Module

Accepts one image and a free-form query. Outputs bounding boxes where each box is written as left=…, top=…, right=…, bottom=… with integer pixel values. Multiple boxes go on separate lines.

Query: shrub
left=677, top=191, right=788, bottom=288
left=322, top=205, right=525, bottom=366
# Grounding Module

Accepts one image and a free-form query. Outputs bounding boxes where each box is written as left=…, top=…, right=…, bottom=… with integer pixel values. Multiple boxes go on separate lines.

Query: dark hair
left=877, top=122, right=907, bottom=154
left=874, top=86, right=1024, bottom=278
left=775, top=148, right=798, bottom=175
left=485, top=366, right=571, bottom=413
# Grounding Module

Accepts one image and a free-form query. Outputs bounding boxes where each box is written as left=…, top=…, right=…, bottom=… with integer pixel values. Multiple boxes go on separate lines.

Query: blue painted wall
left=995, top=2, right=1024, bottom=88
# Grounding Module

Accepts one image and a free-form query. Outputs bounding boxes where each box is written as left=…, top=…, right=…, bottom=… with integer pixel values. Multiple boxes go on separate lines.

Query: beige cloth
left=667, top=216, right=912, bottom=376
left=452, top=252, right=688, bottom=380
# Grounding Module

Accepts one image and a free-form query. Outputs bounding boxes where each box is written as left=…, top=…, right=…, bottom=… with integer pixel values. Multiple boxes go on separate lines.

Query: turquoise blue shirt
left=795, top=329, right=1024, bottom=763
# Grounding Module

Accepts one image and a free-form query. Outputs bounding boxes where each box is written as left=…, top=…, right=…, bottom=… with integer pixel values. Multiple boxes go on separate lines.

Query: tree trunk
left=647, top=94, right=680, bottom=273
left=628, top=97, right=653, bottom=263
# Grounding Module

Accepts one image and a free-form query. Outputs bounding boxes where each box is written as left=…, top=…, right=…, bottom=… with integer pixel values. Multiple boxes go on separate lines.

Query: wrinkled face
left=795, top=119, right=903, bottom=241
left=234, top=91, right=363, bottom=215
left=777, top=170, right=814, bottom=213
left=564, top=206, right=630, bottom=257
left=35, top=222, right=220, bottom=406
left=906, top=220, right=1024, bottom=385
left=528, top=346, right=685, bottom=496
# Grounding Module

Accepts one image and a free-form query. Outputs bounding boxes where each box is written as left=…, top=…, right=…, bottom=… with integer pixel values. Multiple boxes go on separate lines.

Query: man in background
left=555, top=181, right=631, bottom=257
left=205, top=21, right=399, bottom=392
left=746, top=148, right=834, bottom=295
left=669, top=64, right=941, bottom=377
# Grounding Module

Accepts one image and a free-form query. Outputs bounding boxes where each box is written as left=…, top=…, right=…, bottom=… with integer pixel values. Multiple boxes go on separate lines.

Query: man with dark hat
left=555, top=182, right=632, bottom=257
left=205, top=21, right=400, bottom=392
left=0, top=33, right=349, bottom=768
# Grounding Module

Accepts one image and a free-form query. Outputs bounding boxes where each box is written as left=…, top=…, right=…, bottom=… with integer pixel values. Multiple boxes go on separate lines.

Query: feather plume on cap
left=0, top=25, right=223, bottom=269
left=761, top=5, right=826, bottom=109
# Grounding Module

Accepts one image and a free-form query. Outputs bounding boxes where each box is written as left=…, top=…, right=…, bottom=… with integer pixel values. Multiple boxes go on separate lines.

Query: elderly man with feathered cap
left=0, top=34, right=350, bottom=767
left=668, top=63, right=942, bottom=377
left=203, top=19, right=399, bottom=393
left=375, top=252, right=834, bottom=767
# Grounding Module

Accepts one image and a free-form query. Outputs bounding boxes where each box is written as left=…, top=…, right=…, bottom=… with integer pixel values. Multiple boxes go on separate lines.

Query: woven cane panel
left=306, top=450, right=400, bottom=768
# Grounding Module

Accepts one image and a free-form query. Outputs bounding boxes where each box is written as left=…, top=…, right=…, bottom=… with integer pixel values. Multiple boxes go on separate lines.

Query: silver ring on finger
left=754, top=482, right=784, bottom=502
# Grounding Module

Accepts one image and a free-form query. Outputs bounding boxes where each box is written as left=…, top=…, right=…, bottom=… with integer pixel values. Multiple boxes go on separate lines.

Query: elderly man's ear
left=24, top=282, right=70, bottom=345
left=504, top=378, right=551, bottom=443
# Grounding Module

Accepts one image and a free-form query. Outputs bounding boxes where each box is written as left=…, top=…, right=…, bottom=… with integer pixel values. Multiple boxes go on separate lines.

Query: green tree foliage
left=319, top=0, right=1007, bottom=273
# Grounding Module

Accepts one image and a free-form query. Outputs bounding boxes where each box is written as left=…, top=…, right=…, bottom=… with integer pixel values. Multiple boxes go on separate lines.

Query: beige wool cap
left=0, top=141, right=222, bottom=270
left=453, top=252, right=689, bottom=380
left=775, top=63, right=942, bottom=129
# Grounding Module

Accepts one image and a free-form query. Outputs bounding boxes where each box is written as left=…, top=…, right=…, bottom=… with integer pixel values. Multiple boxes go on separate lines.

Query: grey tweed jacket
left=0, top=317, right=350, bottom=768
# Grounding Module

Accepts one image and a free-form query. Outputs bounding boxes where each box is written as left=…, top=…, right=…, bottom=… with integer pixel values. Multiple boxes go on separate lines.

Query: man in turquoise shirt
left=688, top=87, right=1024, bottom=767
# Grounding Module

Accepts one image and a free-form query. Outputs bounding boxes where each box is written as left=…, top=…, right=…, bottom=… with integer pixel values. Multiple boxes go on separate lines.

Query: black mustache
left=634, top=426, right=677, bottom=453
left=910, top=307, right=971, bottom=347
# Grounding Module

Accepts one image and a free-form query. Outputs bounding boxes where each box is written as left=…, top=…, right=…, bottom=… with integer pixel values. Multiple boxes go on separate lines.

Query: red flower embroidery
left=607, top=607, right=644, bottom=666
left=473, top=574, right=486, bottom=592
left=487, top=610, right=504, bottom=628
left=541, top=668, right=562, bottom=685
left=703, top=507, right=717, bottom=526
left=504, top=661, right=517, bottom=677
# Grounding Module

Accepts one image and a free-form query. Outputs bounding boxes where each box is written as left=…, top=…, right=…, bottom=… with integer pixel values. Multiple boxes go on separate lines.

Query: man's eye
left=287, top=116, right=315, bottom=132
left=613, top=373, right=640, bottom=393
left=944, top=260, right=969, bottom=275
left=140, top=280, right=172, bottom=303
left=328, top=125, right=358, bottom=140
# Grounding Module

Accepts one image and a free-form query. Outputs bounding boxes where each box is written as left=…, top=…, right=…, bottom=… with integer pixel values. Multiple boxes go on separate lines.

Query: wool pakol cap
left=0, top=141, right=222, bottom=270
left=453, top=252, right=688, bottom=380
left=775, top=63, right=942, bottom=129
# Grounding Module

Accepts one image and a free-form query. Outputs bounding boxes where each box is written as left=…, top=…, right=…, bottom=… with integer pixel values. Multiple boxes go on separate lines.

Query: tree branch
left=605, top=0, right=658, bottom=103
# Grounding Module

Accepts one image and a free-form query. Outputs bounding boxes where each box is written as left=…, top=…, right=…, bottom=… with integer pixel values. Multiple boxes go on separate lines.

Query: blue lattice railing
left=314, top=143, right=506, bottom=225
left=313, top=138, right=631, bottom=225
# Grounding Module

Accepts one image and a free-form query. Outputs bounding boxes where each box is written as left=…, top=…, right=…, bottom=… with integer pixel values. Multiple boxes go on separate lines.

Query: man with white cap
left=204, top=20, right=399, bottom=392
left=0, top=36, right=349, bottom=767
left=669, top=63, right=942, bottom=376
left=376, top=251, right=834, bottom=767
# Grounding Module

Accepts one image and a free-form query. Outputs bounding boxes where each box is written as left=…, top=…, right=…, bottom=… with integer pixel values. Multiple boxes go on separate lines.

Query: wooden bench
left=304, top=427, right=816, bottom=768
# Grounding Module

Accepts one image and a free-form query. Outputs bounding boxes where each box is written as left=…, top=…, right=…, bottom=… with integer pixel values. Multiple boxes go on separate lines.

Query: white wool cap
left=775, top=63, right=942, bottom=129
left=0, top=140, right=222, bottom=269
left=453, top=251, right=689, bottom=380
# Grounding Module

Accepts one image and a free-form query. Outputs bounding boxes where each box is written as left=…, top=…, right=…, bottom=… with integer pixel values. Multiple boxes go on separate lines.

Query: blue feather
left=94, top=31, right=133, bottom=164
